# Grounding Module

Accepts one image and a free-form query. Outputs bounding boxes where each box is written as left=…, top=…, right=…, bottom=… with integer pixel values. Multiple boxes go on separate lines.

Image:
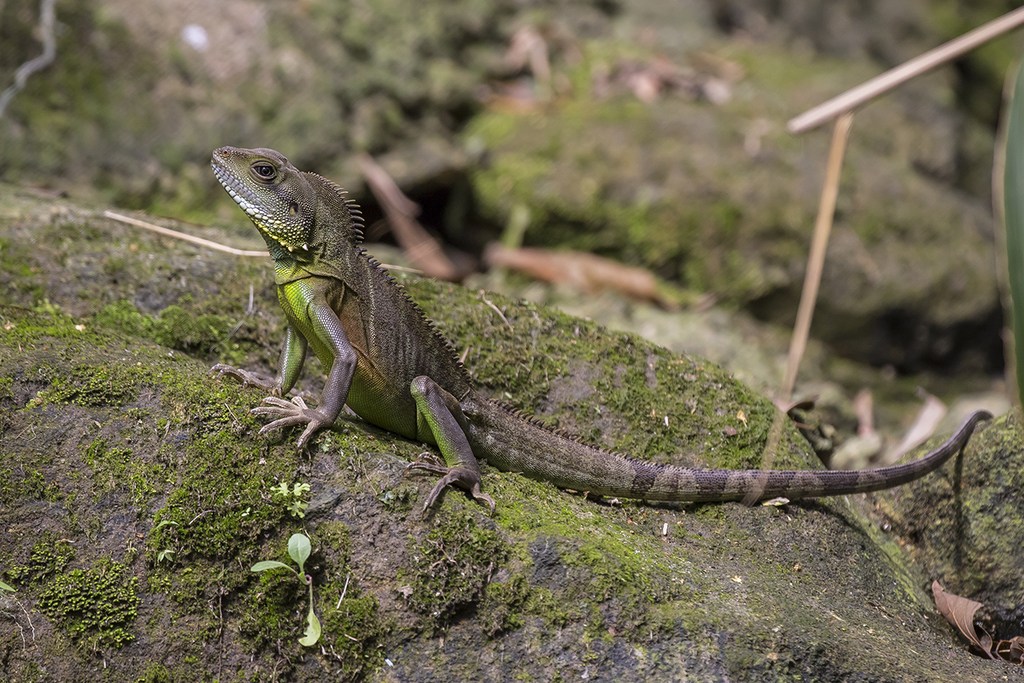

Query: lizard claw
left=252, top=395, right=330, bottom=449
left=405, top=452, right=447, bottom=474
left=210, top=363, right=278, bottom=393
left=254, top=395, right=310, bottom=413
left=408, top=460, right=496, bottom=515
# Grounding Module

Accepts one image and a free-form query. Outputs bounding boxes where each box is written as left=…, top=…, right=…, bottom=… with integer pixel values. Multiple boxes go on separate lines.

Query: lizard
left=209, top=145, right=992, bottom=513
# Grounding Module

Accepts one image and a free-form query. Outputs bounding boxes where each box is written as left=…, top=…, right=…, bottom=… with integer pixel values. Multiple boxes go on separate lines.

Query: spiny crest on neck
left=303, top=171, right=365, bottom=248
left=357, top=244, right=468, bottom=373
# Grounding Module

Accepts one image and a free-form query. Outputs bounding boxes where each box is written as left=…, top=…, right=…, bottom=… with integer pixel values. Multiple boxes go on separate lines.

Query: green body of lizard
left=210, top=146, right=990, bottom=512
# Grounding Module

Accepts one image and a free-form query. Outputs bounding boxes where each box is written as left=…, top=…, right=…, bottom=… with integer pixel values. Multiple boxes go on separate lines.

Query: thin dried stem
left=104, top=211, right=268, bottom=257
left=781, top=112, right=854, bottom=400
left=788, top=6, right=1024, bottom=133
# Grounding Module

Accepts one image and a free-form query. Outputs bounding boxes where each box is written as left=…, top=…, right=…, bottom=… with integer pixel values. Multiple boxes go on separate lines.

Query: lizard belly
left=346, top=366, right=422, bottom=440
left=300, top=315, right=421, bottom=439
left=277, top=279, right=423, bottom=440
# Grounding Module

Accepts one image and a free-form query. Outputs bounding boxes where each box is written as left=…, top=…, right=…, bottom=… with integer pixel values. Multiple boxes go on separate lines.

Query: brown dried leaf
left=996, top=636, right=1024, bottom=664
left=689, top=51, right=745, bottom=83
left=883, top=392, right=946, bottom=464
left=505, top=26, right=551, bottom=87
left=483, top=243, right=687, bottom=309
left=627, top=71, right=662, bottom=103
left=932, top=581, right=995, bottom=658
left=771, top=397, right=816, bottom=414
left=852, top=388, right=875, bottom=437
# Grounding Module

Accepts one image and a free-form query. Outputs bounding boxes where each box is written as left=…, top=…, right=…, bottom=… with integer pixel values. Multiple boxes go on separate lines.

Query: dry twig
left=357, top=154, right=459, bottom=281
left=0, top=0, right=57, bottom=119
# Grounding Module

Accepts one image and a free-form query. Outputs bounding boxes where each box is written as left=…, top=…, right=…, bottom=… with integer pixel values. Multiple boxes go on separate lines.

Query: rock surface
left=0, top=186, right=1018, bottom=682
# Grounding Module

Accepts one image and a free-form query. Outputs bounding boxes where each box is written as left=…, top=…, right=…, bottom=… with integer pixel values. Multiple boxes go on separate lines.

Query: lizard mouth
left=211, top=160, right=270, bottom=225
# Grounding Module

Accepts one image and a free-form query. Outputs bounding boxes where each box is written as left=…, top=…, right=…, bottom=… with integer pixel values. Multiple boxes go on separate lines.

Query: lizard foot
left=252, top=395, right=331, bottom=449
left=406, top=456, right=496, bottom=514
left=210, top=363, right=278, bottom=393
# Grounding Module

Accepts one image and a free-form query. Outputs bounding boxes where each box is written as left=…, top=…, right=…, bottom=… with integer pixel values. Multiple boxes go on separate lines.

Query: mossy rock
left=0, top=188, right=1016, bottom=681
left=465, top=38, right=999, bottom=372
left=873, top=410, right=1024, bottom=612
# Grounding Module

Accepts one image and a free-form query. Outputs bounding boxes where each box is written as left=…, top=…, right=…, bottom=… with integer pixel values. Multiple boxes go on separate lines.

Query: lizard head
left=211, top=146, right=362, bottom=260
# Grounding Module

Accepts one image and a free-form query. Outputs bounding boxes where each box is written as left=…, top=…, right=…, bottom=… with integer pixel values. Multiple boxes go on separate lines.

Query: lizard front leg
left=251, top=292, right=357, bottom=449
left=407, top=376, right=495, bottom=513
left=212, top=323, right=308, bottom=394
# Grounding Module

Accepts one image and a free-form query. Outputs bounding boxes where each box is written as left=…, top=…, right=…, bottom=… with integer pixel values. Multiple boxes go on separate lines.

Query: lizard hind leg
left=406, top=376, right=495, bottom=514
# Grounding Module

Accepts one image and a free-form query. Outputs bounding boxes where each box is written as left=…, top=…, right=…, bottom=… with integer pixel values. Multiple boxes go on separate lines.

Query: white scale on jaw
left=215, top=166, right=309, bottom=251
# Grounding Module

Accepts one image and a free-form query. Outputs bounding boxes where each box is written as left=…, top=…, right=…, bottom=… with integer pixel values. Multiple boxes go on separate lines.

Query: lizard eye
left=251, top=163, right=276, bottom=180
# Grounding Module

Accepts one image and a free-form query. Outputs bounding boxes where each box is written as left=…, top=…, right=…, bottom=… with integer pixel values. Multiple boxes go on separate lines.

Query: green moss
left=37, top=557, right=140, bottom=650
left=148, top=431, right=291, bottom=564
left=82, top=437, right=164, bottom=506
left=0, top=237, right=35, bottom=277
left=32, top=363, right=141, bottom=408
left=478, top=573, right=531, bottom=636
left=562, top=540, right=658, bottom=601
left=0, top=466, right=47, bottom=506
left=135, top=663, right=172, bottom=683
left=93, top=301, right=237, bottom=358
left=238, top=564, right=309, bottom=649
left=322, top=592, right=388, bottom=679
left=313, top=521, right=352, bottom=559
left=403, top=506, right=511, bottom=631
left=0, top=309, right=101, bottom=359
left=4, top=535, right=75, bottom=585
left=83, top=438, right=131, bottom=479
left=236, top=523, right=388, bottom=678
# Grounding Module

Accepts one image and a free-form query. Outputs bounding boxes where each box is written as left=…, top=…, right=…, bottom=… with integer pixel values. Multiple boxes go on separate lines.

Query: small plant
left=0, top=579, right=15, bottom=592
left=152, top=519, right=178, bottom=565
left=251, top=533, right=321, bottom=646
left=271, top=482, right=310, bottom=518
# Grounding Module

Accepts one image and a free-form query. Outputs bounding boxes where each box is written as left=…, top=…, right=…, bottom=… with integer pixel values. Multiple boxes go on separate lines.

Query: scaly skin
left=210, top=146, right=991, bottom=512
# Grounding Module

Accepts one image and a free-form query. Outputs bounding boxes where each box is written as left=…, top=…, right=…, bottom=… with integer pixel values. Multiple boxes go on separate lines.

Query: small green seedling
left=271, top=482, right=310, bottom=518
left=251, top=533, right=321, bottom=646
left=0, top=580, right=15, bottom=592
left=152, top=519, right=179, bottom=564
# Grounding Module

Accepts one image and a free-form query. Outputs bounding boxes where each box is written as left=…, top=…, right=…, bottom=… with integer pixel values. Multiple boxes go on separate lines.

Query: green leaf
left=298, top=601, right=321, bottom=646
left=1005, top=60, right=1024, bottom=406
left=153, top=520, right=179, bottom=531
left=0, top=580, right=15, bottom=592
left=287, top=500, right=308, bottom=518
left=251, top=560, right=294, bottom=573
left=288, top=533, right=312, bottom=575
